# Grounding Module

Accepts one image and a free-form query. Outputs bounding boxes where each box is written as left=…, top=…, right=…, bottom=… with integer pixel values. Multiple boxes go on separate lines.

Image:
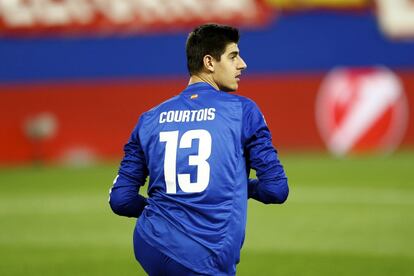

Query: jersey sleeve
left=109, top=116, right=149, bottom=218
left=241, top=98, right=289, bottom=204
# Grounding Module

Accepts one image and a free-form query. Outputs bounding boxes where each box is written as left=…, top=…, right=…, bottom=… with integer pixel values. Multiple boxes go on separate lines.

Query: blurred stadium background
left=1, top=0, right=413, bottom=275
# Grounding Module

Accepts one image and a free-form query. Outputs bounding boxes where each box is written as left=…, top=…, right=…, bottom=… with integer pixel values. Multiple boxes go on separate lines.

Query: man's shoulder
left=229, top=93, right=260, bottom=113
left=230, top=93, right=255, bottom=104
left=212, top=91, right=256, bottom=107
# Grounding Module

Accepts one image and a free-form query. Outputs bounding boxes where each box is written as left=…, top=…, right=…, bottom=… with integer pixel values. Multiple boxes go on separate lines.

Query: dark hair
left=186, top=23, right=240, bottom=76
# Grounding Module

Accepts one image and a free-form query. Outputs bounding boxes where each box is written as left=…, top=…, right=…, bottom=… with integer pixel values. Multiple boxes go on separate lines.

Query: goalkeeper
left=109, top=23, right=289, bottom=275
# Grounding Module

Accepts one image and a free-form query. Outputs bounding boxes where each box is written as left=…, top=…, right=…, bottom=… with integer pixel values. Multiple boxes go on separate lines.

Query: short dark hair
left=186, top=23, right=240, bottom=76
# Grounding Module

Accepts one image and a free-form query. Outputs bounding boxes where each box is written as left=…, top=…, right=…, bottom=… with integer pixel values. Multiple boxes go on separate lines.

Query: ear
left=203, top=55, right=215, bottom=73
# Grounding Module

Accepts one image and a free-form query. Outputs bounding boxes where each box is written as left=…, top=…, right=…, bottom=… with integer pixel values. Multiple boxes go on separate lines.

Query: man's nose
left=239, top=57, right=247, bottom=70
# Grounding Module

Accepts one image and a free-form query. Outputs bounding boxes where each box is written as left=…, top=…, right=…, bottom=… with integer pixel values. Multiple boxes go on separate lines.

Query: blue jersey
left=109, top=82, right=288, bottom=275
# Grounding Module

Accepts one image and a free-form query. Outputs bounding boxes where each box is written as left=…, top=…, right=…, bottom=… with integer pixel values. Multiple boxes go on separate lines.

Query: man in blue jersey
left=109, top=23, right=289, bottom=275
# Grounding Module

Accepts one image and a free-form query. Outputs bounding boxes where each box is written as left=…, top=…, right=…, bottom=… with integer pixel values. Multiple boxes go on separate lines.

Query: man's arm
left=242, top=98, right=289, bottom=204
left=109, top=119, right=149, bottom=217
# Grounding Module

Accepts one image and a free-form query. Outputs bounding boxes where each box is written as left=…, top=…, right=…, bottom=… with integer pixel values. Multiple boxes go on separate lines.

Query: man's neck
left=188, top=74, right=219, bottom=91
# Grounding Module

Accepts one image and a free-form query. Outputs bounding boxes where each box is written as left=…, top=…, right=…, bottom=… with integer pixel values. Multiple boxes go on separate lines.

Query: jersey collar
left=182, top=82, right=219, bottom=94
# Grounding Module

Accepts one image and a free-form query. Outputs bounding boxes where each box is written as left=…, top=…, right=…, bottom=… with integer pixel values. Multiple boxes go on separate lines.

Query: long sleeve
left=241, top=98, right=289, bottom=204
left=109, top=118, right=149, bottom=217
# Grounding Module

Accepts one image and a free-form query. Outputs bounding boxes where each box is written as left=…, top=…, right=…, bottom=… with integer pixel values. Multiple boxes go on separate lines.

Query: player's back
left=136, top=82, right=248, bottom=275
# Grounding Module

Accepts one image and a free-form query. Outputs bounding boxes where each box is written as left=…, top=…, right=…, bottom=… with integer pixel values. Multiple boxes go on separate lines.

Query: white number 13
left=160, top=129, right=211, bottom=194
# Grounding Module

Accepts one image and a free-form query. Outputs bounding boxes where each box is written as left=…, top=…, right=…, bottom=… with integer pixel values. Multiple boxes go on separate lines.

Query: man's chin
left=220, top=84, right=238, bottom=93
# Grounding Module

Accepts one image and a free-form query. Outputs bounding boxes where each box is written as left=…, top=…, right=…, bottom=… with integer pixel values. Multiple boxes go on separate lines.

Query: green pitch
left=1, top=151, right=413, bottom=275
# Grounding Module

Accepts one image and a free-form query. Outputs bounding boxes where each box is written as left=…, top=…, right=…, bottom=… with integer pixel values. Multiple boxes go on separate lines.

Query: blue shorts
left=133, top=228, right=206, bottom=276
